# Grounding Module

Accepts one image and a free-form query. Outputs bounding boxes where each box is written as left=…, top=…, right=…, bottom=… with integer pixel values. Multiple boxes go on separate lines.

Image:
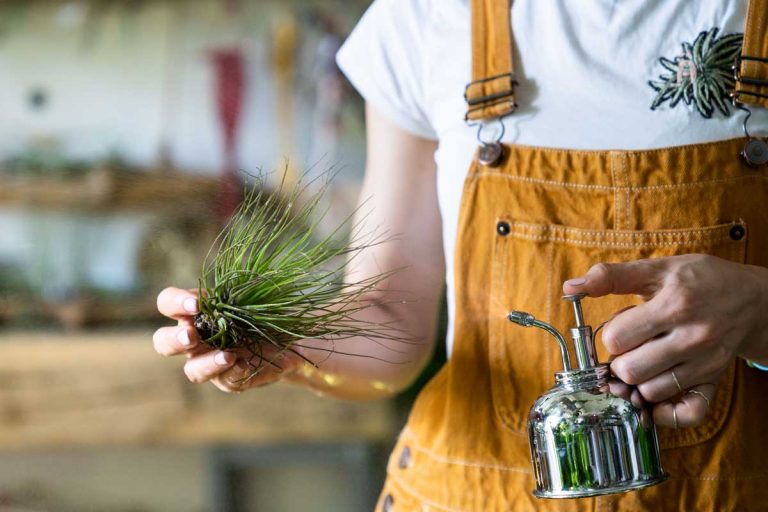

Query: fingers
left=609, top=332, right=686, bottom=384
left=653, top=383, right=715, bottom=428
left=183, top=345, right=295, bottom=390
left=634, top=354, right=724, bottom=403
left=210, top=361, right=283, bottom=393
left=600, top=299, right=676, bottom=355
left=157, top=287, right=199, bottom=320
left=153, top=324, right=200, bottom=356
left=184, top=350, right=237, bottom=384
left=563, top=259, right=664, bottom=299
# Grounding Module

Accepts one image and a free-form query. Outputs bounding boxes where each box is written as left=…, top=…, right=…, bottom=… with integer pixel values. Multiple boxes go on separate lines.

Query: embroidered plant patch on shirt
left=649, top=28, right=743, bottom=118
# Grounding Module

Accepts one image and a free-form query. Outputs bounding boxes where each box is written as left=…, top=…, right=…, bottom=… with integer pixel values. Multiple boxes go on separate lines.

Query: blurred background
left=0, top=1, right=444, bottom=511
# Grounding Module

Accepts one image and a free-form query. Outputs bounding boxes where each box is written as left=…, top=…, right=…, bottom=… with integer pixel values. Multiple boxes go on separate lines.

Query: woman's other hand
left=563, top=254, right=768, bottom=428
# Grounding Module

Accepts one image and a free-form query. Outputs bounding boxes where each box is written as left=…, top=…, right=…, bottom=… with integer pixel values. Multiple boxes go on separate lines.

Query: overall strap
left=464, top=0, right=517, bottom=122
left=734, top=0, right=768, bottom=108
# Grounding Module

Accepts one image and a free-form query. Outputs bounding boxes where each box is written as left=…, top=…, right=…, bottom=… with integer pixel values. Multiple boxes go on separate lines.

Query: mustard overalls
left=377, top=0, right=768, bottom=510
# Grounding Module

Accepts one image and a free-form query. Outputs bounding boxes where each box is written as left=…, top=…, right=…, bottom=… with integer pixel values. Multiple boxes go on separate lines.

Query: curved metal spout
left=508, top=311, right=572, bottom=371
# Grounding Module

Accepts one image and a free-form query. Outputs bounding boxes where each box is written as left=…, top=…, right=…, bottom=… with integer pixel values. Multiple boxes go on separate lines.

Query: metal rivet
left=478, top=142, right=503, bottom=167
left=496, top=221, right=511, bottom=236
left=729, top=225, right=745, bottom=241
left=398, top=446, right=411, bottom=469
left=382, top=494, right=394, bottom=512
left=742, top=138, right=768, bottom=167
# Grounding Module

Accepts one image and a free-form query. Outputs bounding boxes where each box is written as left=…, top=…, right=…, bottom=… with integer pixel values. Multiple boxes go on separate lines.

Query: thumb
left=562, top=259, right=664, bottom=298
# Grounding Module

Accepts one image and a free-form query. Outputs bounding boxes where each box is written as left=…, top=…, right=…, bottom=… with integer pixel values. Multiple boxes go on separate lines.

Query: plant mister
left=508, top=293, right=668, bottom=499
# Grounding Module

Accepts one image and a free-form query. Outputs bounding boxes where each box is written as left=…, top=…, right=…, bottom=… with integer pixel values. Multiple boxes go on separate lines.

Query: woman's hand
left=563, top=254, right=768, bottom=428
left=151, top=103, right=444, bottom=400
left=153, top=287, right=303, bottom=393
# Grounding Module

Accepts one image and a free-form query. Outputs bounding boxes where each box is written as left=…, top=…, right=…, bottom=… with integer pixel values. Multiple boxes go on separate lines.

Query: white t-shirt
left=336, top=0, right=767, bottom=355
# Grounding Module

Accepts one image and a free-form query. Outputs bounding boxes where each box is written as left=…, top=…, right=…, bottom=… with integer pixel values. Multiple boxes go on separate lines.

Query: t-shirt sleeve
left=336, top=0, right=437, bottom=140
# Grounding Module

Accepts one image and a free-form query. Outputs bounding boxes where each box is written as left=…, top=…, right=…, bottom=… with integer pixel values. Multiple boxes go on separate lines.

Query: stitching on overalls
left=401, top=427, right=532, bottom=472
left=475, top=171, right=615, bottom=191
left=545, top=241, right=554, bottom=376
left=622, top=154, right=631, bottom=227
left=517, top=223, right=735, bottom=238
left=500, top=220, right=743, bottom=248
left=611, top=152, right=623, bottom=229
left=632, top=174, right=766, bottom=190
left=490, top=223, right=537, bottom=437
left=509, top=231, right=732, bottom=248
left=472, top=170, right=765, bottom=192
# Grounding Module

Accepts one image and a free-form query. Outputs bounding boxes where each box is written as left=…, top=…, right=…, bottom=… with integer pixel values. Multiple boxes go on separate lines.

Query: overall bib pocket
left=488, top=218, right=747, bottom=449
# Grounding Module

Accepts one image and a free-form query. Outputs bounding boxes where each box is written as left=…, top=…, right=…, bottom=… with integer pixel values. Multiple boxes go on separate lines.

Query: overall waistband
left=479, top=138, right=761, bottom=189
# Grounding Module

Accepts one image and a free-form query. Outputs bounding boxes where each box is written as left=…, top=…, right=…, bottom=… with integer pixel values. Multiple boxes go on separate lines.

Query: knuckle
left=610, top=359, right=638, bottom=384
left=693, top=323, right=717, bottom=344
left=687, top=408, right=706, bottom=427
left=683, top=399, right=708, bottom=427
left=152, top=330, right=171, bottom=356
left=689, top=253, right=714, bottom=266
left=589, top=262, right=612, bottom=281
left=156, top=287, right=175, bottom=309
left=601, top=326, right=622, bottom=354
left=665, top=291, right=695, bottom=322
left=637, top=382, right=662, bottom=403
left=677, top=333, right=701, bottom=353
left=213, top=380, right=242, bottom=394
left=184, top=365, right=205, bottom=384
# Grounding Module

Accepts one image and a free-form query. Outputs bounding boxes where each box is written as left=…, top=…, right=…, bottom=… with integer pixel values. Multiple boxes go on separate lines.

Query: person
left=154, top=0, right=768, bottom=509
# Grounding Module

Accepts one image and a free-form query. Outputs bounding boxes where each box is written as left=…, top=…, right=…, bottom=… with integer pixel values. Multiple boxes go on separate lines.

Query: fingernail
left=177, top=328, right=192, bottom=347
left=564, top=277, right=587, bottom=287
left=215, top=352, right=232, bottom=366
left=183, top=297, right=199, bottom=314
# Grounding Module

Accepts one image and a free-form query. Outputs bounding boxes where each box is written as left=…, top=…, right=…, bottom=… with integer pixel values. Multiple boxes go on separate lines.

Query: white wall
left=0, top=0, right=366, bottom=174
left=0, top=0, right=368, bottom=296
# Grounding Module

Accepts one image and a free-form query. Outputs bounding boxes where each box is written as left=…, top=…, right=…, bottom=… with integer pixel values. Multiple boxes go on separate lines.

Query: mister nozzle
left=508, top=310, right=535, bottom=326
left=507, top=310, right=572, bottom=372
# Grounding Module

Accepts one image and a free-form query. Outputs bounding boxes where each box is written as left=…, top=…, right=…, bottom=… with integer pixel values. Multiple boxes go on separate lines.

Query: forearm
left=287, top=191, right=445, bottom=400
left=286, top=291, right=442, bottom=400
left=284, top=103, right=444, bottom=400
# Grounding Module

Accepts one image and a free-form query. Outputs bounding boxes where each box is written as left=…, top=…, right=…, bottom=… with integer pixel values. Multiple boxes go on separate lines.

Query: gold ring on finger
left=670, top=369, right=682, bottom=393
left=687, top=389, right=711, bottom=409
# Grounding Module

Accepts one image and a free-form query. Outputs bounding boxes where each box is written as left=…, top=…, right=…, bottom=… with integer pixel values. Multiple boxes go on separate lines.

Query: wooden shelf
left=0, top=330, right=398, bottom=449
left=0, top=168, right=222, bottom=218
left=0, top=294, right=163, bottom=329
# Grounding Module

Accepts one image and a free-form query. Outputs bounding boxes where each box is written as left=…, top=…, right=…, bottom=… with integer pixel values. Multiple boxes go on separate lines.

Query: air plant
left=194, top=171, right=400, bottom=376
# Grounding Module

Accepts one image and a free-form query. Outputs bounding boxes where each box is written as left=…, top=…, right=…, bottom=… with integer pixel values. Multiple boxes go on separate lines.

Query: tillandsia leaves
left=195, top=170, right=403, bottom=375
left=649, top=28, right=743, bottom=118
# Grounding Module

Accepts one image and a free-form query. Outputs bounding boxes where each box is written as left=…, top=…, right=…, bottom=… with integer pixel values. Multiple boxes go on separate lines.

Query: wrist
left=738, top=264, right=768, bottom=365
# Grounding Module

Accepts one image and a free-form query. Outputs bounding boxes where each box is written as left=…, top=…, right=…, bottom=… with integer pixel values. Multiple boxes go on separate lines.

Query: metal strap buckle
left=464, top=72, right=518, bottom=105
left=732, top=55, right=768, bottom=101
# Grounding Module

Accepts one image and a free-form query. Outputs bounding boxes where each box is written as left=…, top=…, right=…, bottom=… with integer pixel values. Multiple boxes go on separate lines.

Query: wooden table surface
left=0, top=330, right=398, bottom=449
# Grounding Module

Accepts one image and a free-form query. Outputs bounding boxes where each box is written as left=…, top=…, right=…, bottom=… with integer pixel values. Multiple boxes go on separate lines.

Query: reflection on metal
left=508, top=294, right=667, bottom=499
